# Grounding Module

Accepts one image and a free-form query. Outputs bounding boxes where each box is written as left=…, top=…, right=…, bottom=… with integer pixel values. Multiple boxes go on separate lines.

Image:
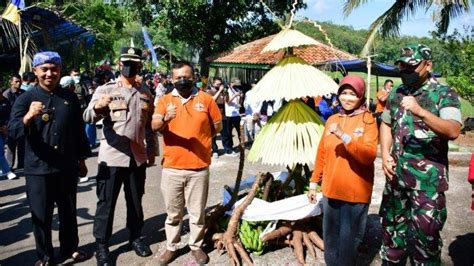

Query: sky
left=299, top=0, right=474, bottom=37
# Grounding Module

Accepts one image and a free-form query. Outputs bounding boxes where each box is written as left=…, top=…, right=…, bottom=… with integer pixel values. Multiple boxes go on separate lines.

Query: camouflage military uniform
left=379, top=78, right=461, bottom=265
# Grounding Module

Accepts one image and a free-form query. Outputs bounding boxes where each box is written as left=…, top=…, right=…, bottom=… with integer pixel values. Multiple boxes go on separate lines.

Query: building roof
left=208, top=34, right=357, bottom=69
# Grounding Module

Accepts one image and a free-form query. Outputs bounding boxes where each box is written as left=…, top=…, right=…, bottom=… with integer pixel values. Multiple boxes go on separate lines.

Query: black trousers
left=7, top=136, right=25, bottom=169
left=25, top=172, right=78, bottom=262
left=223, top=116, right=241, bottom=153
left=93, top=161, right=146, bottom=245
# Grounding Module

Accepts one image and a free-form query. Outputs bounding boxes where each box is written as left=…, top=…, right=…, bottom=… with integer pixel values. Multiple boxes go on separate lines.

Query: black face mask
left=400, top=69, right=421, bottom=86
left=175, top=79, right=193, bottom=92
left=121, top=63, right=140, bottom=78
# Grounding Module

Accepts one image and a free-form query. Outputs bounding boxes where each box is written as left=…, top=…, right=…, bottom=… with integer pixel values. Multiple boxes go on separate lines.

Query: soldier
left=83, top=47, right=157, bottom=266
left=379, top=44, right=462, bottom=265
left=9, top=51, right=91, bottom=265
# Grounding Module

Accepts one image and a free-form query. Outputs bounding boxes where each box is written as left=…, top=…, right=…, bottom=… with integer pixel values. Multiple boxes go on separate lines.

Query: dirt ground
left=1, top=135, right=473, bottom=266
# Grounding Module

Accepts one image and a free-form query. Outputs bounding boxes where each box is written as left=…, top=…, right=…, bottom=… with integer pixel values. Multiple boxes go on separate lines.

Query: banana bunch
left=239, top=220, right=267, bottom=256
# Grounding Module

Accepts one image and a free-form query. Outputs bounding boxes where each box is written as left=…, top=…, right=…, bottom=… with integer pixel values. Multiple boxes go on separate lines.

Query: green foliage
left=342, top=0, right=472, bottom=56
left=433, top=28, right=474, bottom=104
left=60, top=0, right=125, bottom=70
left=153, top=0, right=306, bottom=75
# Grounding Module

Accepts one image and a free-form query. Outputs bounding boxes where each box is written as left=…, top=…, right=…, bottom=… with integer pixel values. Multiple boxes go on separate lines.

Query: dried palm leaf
left=252, top=55, right=338, bottom=102
left=248, top=100, right=324, bottom=168
left=262, top=28, right=321, bottom=53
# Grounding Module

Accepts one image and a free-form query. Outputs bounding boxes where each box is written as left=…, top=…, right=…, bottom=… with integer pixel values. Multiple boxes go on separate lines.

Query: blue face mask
left=21, top=83, right=34, bottom=91
left=73, top=76, right=80, bottom=84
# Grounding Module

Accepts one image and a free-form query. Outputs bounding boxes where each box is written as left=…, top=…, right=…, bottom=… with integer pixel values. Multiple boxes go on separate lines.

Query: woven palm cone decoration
left=248, top=100, right=325, bottom=168
left=248, top=27, right=338, bottom=167
left=262, top=28, right=321, bottom=53
left=252, top=55, right=338, bottom=102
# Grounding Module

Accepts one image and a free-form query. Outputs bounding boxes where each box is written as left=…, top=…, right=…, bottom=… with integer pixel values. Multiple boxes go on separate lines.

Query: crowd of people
left=0, top=43, right=467, bottom=266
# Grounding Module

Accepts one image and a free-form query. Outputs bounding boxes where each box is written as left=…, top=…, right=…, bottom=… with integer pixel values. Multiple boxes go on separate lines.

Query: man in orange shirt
left=374, top=79, right=393, bottom=125
left=152, top=61, right=222, bottom=264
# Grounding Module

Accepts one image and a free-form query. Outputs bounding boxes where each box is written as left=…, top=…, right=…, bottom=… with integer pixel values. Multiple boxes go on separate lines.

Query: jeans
left=0, top=135, right=11, bottom=174
left=85, top=123, right=97, bottom=147
left=323, top=198, right=369, bottom=266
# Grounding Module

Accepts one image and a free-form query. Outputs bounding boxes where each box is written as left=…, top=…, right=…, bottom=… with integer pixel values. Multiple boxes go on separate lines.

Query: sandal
left=71, top=250, right=90, bottom=262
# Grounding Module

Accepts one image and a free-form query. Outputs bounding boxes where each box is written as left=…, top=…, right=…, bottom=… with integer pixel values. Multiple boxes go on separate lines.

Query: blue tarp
left=0, top=5, right=95, bottom=72
left=316, top=59, right=441, bottom=78
left=20, top=5, right=95, bottom=49
left=316, top=59, right=401, bottom=77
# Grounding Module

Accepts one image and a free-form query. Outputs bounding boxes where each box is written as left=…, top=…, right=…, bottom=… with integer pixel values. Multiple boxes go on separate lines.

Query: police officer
left=9, top=51, right=91, bottom=265
left=379, top=44, right=462, bottom=265
left=84, top=47, right=157, bottom=265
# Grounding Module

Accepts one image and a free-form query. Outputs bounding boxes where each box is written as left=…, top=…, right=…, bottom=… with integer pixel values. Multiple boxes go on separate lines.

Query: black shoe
left=131, top=239, right=152, bottom=257
left=95, top=245, right=110, bottom=266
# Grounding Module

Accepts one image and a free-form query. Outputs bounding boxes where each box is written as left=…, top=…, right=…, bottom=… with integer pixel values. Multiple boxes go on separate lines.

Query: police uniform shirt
left=83, top=81, right=157, bottom=168
left=8, top=85, right=91, bottom=175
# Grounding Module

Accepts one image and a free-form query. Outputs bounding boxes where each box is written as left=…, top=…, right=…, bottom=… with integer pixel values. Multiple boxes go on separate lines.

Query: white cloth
left=223, top=171, right=323, bottom=221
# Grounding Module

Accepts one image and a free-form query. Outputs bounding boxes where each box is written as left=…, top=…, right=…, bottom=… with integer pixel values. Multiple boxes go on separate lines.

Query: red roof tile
left=209, top=34, right=357, bottom=65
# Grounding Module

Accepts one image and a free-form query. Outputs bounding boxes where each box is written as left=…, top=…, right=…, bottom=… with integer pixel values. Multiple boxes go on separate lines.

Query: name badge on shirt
left=109, top=90, right=127, bottom=122
left=194, top=102, right=205, bottom=112
left=353, top=127, right=364, bottom=137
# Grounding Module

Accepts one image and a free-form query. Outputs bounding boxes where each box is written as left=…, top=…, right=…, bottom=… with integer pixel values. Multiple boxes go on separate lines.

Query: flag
left=2, top=0, right=25, bottom=25
left=142, top=26, right=159, bottom=67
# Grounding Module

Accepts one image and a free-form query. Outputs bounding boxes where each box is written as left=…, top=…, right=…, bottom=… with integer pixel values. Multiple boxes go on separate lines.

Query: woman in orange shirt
left=308, top=75, right=378, bottom=266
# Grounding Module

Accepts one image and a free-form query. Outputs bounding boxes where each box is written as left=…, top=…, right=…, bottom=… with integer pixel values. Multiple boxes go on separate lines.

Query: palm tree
left=343, top=0, right=472, bottom=56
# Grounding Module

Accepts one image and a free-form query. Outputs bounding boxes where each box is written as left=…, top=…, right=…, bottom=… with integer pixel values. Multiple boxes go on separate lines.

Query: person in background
left=205, top=77, right=226, bottom=158
left=223, top=77, right=242, bottom=156
left=21, top=71, right=36, bottom=91
left=308, top=75, right=378, bottom=265
left=243, top=78, right=262, bottom=148
left=60, top=76, right=76, bottom=92
left=468, top=153, right=474, bottom=211
left=374, top=79, right=393, bottom=125
left=0, top=91, right=15, bottom=180
left=3, top=73, right=25, bottom=170
left=318, top=93, right=340, bottom=122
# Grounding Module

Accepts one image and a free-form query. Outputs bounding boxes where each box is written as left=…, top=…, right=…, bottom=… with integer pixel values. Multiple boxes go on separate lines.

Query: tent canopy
left=316, top=59, right=442, bottom=78
left=0, top=5, right=94, bottom=73
left=316, top=59, right=400, bottom=77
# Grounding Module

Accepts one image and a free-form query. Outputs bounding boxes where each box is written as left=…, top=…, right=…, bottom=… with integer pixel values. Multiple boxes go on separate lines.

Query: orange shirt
left=310, top=111, right=378, bottom=203
left=155, top=90, right=222, bottom=169
left=375, top=89, right=390, bottom=113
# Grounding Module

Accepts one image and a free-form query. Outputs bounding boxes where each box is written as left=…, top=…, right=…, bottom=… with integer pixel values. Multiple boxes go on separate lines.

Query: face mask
left=174, top=79, right=193, bottom=92
left=21, top=83, right=34, bottom=91
left=400, top=69, right=421, bottom=86
left=196, top=82, right=203, bottom=88
left=338, top=93, right=360, bottom=111
left=73, top=76, right=80, bottom=84
left=121, top=63, right=140, bottom=78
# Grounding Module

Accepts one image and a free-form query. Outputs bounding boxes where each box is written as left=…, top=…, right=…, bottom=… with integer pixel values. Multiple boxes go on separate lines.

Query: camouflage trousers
left=379, top=183, right=447, bottom=265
